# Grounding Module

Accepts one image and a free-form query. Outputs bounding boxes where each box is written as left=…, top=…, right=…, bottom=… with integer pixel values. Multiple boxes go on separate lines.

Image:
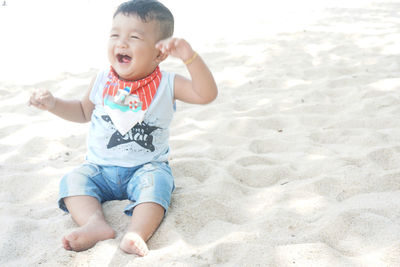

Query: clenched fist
left=29, top=89, right=56, bottom=111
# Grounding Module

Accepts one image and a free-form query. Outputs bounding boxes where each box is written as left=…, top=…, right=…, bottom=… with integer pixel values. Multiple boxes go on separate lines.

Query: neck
left=111, top=65, right=160, bottom=82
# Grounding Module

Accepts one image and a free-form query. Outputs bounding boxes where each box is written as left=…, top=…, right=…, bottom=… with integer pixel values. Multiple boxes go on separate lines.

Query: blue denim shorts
left=58, top=161, right=174, bottom=215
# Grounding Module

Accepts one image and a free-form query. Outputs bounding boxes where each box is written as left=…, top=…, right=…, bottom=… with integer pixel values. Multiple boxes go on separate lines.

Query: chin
left=111, top=65, right=129, bottom=79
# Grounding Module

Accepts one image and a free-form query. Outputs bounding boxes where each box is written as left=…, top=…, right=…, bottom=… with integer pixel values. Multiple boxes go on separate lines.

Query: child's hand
left=29, top=89, right=56, bottom=111
left=156, top=38, right=195, bottom=64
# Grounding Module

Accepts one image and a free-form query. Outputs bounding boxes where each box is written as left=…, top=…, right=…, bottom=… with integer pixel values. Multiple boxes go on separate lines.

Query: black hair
left=114, top=0, right=174, bottom=41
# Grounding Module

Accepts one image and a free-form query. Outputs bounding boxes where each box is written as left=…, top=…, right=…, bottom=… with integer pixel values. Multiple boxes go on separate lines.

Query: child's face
left=108, top=14, right=161, bottom=81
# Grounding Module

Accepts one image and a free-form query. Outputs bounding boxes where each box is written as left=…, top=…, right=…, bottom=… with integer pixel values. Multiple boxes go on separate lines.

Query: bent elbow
left=207, top=92, right=218, bottom=104
left=200, top=88, right=218, bottom=105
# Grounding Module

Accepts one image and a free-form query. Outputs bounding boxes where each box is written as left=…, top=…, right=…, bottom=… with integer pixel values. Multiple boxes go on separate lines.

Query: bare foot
left=119, top=232, right=149, bottom=256
left=62, top=221, right=115, bottom=252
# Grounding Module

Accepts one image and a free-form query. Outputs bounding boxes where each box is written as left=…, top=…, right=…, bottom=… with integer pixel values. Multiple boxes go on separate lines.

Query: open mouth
left=117, top=54, right=132, bottom=63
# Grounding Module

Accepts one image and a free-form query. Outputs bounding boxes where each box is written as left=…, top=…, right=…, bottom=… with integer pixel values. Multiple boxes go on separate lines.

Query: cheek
left=107, top=46, right=115, bottom=62
left=140, top=48, right=158, bottom=62
left=134, top=42, right=156, bottom=57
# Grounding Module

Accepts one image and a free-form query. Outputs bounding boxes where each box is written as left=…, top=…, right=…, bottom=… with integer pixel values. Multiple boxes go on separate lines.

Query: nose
left=116, top=37, right=128, bottom=48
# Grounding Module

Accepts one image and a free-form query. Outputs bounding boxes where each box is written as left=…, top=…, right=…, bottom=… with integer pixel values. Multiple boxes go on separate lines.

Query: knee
left=131, top=163, right=174, bottom=194
left=59, top=164, right=100, bottom=191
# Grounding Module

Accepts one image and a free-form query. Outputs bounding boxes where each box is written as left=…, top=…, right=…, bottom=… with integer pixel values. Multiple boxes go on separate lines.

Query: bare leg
left=62, top=196, right=116, bottom=251
left=120, top=202, right=164, bottom=256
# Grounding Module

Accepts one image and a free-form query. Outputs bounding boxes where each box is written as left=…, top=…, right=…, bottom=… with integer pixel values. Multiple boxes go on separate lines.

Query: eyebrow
left=110, top=27, right=145, bottom=36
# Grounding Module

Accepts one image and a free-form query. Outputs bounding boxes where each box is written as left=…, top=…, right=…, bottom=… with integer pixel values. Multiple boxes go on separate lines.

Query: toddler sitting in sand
left=29, top=0, right=217, bottom=256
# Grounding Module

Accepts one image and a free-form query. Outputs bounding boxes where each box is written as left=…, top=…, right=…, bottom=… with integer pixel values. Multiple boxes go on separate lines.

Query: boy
left=29, top=0, right=217, bottom=257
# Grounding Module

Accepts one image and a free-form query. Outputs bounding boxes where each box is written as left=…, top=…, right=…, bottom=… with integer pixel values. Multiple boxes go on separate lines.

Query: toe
left=120, top=233, right=149, bottom=256
left=62, top=236, right=72, bottom=250
left=65, top=231, right=79, bottom=242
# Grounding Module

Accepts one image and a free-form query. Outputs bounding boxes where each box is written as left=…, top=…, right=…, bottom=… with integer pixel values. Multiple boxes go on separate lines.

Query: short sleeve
left=162, top=71, right=176, bottom=111
left=89, top=70, right=109, bottom=105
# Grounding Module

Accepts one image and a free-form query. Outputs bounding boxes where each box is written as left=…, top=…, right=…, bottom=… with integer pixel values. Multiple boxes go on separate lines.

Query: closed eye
left=131, top=35, right=140, bottom=39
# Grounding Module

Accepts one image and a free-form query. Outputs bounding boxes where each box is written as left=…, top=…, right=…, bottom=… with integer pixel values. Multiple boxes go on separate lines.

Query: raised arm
left=29, top=77, right=96, bottom=123
left=155, top=38, right=218, bottom=104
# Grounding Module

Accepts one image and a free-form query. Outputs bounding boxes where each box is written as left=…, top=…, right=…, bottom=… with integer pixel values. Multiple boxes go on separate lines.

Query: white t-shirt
left=86, top=69, right=176, bottom=167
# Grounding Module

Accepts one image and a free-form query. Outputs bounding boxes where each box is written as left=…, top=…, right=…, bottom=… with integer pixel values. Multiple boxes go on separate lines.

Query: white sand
left=1, top=0, right=400, bottom=266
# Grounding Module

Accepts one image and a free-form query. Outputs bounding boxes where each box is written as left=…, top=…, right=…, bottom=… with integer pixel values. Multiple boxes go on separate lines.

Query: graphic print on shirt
left=102, top=115, right=160, bottom=152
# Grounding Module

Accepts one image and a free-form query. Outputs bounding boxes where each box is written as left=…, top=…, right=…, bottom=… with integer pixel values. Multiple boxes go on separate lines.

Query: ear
left=155, top=49, right=168, bottom=63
